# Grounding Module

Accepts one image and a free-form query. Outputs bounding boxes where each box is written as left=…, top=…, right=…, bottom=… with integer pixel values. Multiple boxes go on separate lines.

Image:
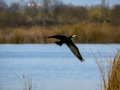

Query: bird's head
left=71, top=35, right=77, bottom=38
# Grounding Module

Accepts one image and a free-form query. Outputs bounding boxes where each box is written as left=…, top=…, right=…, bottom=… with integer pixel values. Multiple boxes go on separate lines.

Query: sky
left=6, top=0, right=120, bottom=7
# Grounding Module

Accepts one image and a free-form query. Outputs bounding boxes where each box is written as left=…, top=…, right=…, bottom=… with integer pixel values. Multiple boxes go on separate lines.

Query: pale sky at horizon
left=6, top=0, right=120, bottom=7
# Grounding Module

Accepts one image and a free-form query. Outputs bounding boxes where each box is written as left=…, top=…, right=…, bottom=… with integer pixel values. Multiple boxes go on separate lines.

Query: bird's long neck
left=66, top=35, right=72, bottom=40
left=69, top=35, right=73, bottom=39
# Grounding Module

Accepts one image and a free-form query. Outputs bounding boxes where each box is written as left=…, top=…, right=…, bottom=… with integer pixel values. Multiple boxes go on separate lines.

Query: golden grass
left=0, top=21, right=120, bottom=43
left=107, top=50, right=120, bottom=90
left=91, top=49, right=120, bottom=90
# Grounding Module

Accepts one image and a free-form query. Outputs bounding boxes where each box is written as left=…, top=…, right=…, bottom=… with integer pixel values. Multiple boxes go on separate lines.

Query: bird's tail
left=44, top=36, right=54, bottom=38
left=43, top=36, right=50, bottom=38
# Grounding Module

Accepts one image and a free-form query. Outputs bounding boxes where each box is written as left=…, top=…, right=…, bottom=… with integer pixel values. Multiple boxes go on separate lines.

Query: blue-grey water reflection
left=0, top=44, right=120, bottom=90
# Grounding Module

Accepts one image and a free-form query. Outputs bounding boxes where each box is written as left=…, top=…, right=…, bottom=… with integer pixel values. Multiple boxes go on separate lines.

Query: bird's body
left=45, top=35, right=84, bottom=62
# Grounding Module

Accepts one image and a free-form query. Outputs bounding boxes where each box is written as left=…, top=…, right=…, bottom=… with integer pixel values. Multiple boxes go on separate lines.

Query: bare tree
left=74, top=6, right=88, bottom=22
left=40, top=0, right=51, bottom=26
left=0, top=0, right=7, bottom=18
left=58, top=4, right=87, bottom=23
left=24, top=0, right=38, bottom=25
left=0, top=0, right=7, bottom=12
left=51, top=0, right=62, bottom=25
left=8, top=2, right=20, bottom=25
left=58, top=4, right=73, bottom=23
left=101, top=0, right=109, bottom=21
left=18, top=0, right=25, bottom=11
left=110, top=5, right=120, bottom=25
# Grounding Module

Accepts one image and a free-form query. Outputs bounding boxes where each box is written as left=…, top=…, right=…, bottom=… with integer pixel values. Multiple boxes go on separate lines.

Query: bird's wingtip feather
left=81, top=58, right=85, bottom=62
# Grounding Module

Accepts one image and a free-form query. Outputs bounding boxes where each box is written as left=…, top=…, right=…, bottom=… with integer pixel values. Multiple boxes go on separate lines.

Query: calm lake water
left=0, top=44, right=120, bottom=90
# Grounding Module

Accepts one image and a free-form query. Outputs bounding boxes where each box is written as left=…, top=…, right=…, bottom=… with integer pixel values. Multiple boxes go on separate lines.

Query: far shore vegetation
left=0, top=22, right=120, bottom=44
left=0, top=0, right=120, bottom=44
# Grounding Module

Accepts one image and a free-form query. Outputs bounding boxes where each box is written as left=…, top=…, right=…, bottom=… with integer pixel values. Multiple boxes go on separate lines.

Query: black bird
left=45, top=35, right=84, bottom=62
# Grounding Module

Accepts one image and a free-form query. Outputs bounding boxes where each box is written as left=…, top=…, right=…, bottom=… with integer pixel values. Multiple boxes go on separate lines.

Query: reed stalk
left=91, top=49, right=120, bottom=90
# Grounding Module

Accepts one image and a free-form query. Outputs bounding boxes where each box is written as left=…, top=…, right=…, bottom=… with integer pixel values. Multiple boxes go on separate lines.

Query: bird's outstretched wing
left=66, top=40, right=84, bottom=62
left=44, top=35, right=66, bottom=40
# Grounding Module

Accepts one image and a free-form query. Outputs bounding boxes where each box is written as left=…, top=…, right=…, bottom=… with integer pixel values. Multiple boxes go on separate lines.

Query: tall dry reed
left=91, top=49, right=120, bottom=90
left=22, top=74, right=37, bottom=90
left=106, top=50, right=120, bottom=90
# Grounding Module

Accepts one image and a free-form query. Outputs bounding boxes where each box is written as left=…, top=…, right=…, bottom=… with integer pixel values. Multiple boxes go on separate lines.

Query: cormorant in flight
left=45, top=35, right=84, bottom=62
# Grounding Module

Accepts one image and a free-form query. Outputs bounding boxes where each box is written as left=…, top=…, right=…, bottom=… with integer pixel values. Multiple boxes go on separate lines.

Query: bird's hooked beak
left=72, top=35, right=77, bottom=38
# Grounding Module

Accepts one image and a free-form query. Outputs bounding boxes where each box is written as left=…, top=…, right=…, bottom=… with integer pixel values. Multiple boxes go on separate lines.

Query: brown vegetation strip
left=0, top=22, right=120, bottom=44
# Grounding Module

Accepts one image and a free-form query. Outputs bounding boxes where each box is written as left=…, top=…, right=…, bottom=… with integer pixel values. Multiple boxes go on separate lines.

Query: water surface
left=0, top=44, right=120, bottom=90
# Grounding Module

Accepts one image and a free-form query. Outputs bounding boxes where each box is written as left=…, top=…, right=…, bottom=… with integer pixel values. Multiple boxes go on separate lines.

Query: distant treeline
left=0, top=0, right=120, bottom=27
